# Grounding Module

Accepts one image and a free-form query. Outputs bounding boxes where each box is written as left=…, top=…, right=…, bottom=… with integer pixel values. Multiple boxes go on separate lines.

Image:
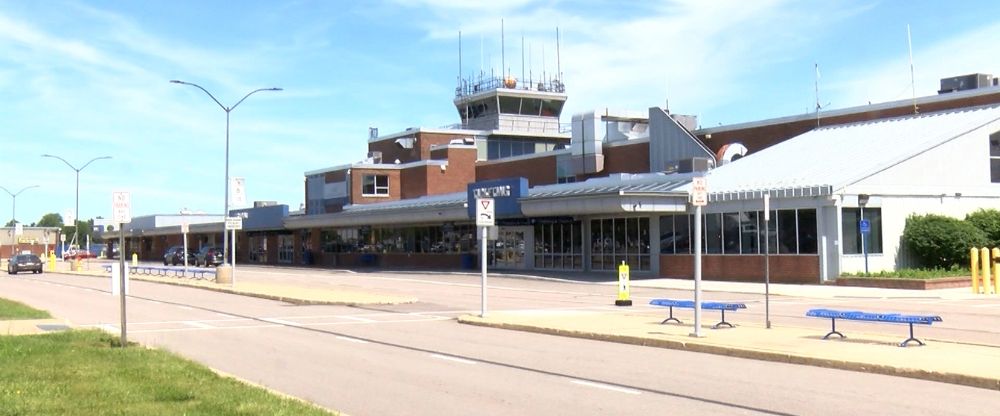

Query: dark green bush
left=902, top=214, right=988, bottom=268
left=965, top=208, right=1000, bottom=248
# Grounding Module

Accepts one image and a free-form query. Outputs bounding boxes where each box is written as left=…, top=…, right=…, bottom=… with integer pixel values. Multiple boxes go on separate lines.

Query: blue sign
left=467, top=177, right=528, bottom=219
left=859, top=219, right=871, bottom=234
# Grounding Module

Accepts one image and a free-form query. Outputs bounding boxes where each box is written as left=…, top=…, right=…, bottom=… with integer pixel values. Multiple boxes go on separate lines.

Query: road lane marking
left=260, top=318, right=302, bottom=327
left=336, top=336, right=370, bottom=344
left=338, top=315, right=377, bottom=323
left=971, top=303, right=1000, bottom=308
left=177, top=306, right=195, bottom=311
left=182, top=321, right=215, bottom=329
left=216, top=313, right=237, bottom=318
left=430, top=354, right=477, bottom=365
left=570, top=380, right=640, bottom=395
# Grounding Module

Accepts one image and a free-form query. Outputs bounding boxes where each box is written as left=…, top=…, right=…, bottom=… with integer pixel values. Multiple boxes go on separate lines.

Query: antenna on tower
left=501, top=18, right=506, bottom=78
left=556, top=27, right=562, bottom=82
left=458, top=31, right=462, bottom=89
left=521, top=32, right=525, bottom=86
left=907, top=24, right=918, bottom=114
left=815, top=63, right=821, bottom=127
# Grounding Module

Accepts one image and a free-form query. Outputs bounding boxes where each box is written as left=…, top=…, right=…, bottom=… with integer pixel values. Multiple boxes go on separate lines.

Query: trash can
left=71, top=259, right=81, bottom=272
left=461, top=253, right=476, bottom=270
left=215, top=265, right=233, bottom=284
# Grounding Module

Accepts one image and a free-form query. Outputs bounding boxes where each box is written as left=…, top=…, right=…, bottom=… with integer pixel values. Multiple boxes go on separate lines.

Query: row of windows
left=659, top=208, right=883, bottom=255
left=592, top=217, right=651, bottom=271
left=990, top=132, right=1000, bottom=183
left=320, top=224, right=479, bottom=254
left=534, top=221, right=583, bottom=270
left=486, top=139, right=561, bottom=160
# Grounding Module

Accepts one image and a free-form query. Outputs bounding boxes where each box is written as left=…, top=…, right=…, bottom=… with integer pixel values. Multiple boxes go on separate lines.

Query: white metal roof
left=691, top=105, right=1000, bottom=197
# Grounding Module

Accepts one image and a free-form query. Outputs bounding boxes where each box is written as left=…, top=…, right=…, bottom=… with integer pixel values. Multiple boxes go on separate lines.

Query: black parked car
left=162, top=245, right=197, bottom=266
left=195, top=246, right=224, bottom=267
left=8, top=254, right=43, bottom=275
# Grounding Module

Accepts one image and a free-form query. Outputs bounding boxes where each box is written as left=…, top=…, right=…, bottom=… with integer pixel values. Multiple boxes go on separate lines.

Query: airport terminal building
left=108, top=72, right=1000, bottom=283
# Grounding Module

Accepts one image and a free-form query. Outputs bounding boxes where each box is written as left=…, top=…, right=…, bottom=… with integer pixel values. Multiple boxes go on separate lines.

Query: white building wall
left=839, top=120, right=1000, bottom=273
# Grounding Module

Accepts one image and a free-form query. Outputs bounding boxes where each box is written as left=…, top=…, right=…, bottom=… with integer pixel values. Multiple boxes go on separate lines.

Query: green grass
left=840, top=266, right=970, bottom=279
left=0, top=330, right=336, bottom=416
left=0, top=298, right=51, bottom=320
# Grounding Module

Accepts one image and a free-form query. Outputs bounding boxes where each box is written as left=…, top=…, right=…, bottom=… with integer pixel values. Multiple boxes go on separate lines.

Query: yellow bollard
left=48, top=251, right=56, bottom=271
left=981, top=248, right=993, bottom=295
left=131, top=252, right=138, bottom=267
left=971, top=248, right=980, bottom=294
left=615, top=261, right=632, bottom=306
left=993, top=247, right=1000, bottom=295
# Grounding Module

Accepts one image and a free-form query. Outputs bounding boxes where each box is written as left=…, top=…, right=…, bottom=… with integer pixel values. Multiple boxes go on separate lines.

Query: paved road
left=3, top=268, right=999, bottom=415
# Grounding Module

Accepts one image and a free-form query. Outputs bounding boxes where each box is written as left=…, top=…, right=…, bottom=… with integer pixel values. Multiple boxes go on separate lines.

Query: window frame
left=361, top=174, right=389, bottom=196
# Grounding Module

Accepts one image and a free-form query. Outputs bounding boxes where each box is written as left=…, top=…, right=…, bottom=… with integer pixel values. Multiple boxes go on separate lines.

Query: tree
left=4, top=219, right=15, bottom=227
left=37, top=213, right=64, bottom=227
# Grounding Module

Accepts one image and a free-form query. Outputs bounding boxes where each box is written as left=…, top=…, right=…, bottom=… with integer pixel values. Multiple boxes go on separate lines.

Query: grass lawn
left=0, top=330, right=336, bottom=416
left=0, top=298, right=51, bottom=320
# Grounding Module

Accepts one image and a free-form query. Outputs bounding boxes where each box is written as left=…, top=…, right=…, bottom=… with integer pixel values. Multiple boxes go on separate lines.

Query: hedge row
left=903, top=208, right=1000, bottom=268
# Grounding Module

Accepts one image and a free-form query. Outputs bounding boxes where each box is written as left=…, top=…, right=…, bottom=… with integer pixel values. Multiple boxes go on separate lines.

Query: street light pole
left=41, top=155, right=112, bottom=248
left=1, top=185, right=39, bottom=256
left=0, top=185, right=40, bottom=226
left=170, top=80, right=281, bottom=265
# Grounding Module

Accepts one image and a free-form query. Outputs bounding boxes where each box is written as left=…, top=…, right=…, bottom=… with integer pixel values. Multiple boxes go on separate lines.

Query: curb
left=458, top=317, right=1000, bottom=392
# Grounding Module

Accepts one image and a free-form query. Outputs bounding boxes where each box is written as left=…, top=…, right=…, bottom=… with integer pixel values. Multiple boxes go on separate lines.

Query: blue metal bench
left=650, top=299, right=747, bottom=329
left=806, top=308, right=943, bottom=347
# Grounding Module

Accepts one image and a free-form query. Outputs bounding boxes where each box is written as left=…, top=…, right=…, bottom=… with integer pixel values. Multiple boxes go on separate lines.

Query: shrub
left=965, top=208, right=1000, bottom=248
left=902, top=214, right=988, bottom=268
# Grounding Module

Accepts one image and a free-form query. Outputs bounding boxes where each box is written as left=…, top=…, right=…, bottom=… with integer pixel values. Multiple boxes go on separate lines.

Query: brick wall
left=660, top=254, right=820, bottom=284
left=477, top=154, right=557, bottom=185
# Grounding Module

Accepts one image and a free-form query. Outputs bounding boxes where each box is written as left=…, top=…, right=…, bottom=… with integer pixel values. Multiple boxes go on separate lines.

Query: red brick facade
left=660, top=254, right=820, bottom=284
left=477, top=154, right=558, bottom=186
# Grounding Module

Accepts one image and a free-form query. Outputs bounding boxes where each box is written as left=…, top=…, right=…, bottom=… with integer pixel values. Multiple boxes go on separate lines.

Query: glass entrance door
left=490, top=227, right=528, bottom=269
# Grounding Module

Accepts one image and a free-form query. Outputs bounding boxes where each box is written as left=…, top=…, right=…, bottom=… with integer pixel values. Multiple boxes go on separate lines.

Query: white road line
left=260, top=318, right=302, bottom=327
left=177, top=306, right=195, bottom=311
left=335, top=336, right=370, bottom=344
left=430, top=354, right=477, bottom=365
left=128, top=324, right=280, bottom=334
left=971, top=303, right=1000, bottom=308
left=570, top=380, right=640, bottom=395
left=182, top=321, right=215, bottom=329
left=146, top=300, right=164, bottom=305
left=338, top=315, right=377, bottom=323
left=216, top=313, right=238, bottom=318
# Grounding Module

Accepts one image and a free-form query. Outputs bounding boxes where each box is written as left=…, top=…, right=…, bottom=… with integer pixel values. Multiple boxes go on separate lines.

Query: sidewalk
left=459, top=307, right=1000, bottom=391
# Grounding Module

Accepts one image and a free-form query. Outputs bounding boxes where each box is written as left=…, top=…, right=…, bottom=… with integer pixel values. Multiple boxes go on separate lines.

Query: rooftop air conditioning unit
left=367, top=151, right=382, bottom=164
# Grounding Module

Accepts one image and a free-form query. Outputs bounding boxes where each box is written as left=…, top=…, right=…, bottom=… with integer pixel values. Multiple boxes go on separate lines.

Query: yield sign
left=476, top=198, right=495, bottom=227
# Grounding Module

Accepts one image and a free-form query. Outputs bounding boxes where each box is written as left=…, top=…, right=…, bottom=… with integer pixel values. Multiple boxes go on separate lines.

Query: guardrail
left=970, top=247, right=999, bottom=295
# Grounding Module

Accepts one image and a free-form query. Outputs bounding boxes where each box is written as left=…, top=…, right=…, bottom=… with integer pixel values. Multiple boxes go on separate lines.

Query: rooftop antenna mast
left=815, top=63, right=821, bottom=127
left=907, top=24, right=918, bottom=114
left=501, top=19, right=506, bottom=79
left=556, top=27, right=562, bottom=82
left=521, top=32, right=525, bottom=85
left=458, top=31, right=462, bottom=89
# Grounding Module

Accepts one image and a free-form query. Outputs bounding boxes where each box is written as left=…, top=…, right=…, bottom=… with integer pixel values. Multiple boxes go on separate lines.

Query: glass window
left=991, top=132, right=999, bottom=183
left=362, top=175, right=389, bottom=196
left=723, top=213, right=741, bottom=254
left=659, top=215, right=675, bottom=254
left=499, top=96, right=520, bottom=114
left=841, top=207, right=882, bottom=254
left=797, top=209, right=818, bottom=254
left=590, top=217, right=649, bottom=270
left=705, top=213, right=722, bottom=254
left=761, top=210, right=777, bottom=254
left=740, top=211, right=759, bottom=254
left=778, top=210, right=798, bottom=254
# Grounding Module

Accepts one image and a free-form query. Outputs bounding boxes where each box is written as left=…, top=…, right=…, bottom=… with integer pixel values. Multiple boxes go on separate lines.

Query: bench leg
left=712, top=309, right=735, bottom=329
left=660, top=307, right=682, bottom=325
left=822, top=318, right=846, bottom=340
left=899, top=323, right=925, bottom=347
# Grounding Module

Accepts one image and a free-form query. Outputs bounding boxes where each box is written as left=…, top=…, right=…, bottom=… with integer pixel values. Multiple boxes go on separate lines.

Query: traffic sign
left=14, top=223, right=23, bottom=236
left=225, top=216, right=243, bottom=230
left=476, top=198, right=495, bottom=227
left=112, top=191, right=131, bottom=224
left=691, top=177, right=708, bottom=206
left=859, top=219, right=871, bottom=234
left=181, top=222, right=189, bottom=234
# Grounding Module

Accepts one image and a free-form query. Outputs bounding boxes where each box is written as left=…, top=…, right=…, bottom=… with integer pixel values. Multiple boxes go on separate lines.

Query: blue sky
left=2, top=0, right=998, bottom=226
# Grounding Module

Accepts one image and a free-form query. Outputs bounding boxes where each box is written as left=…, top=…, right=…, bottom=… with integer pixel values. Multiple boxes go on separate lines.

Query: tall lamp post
left=0, top=185, right=40, bottom=226
left=41, top=155, right=112, bottom=248
left=170, top=80, right=281, bottom=265
left=1, top=185, right=39, bottom=256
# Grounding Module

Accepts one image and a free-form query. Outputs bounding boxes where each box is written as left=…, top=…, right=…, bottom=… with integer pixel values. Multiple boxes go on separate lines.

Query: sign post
left=224, top=216, right=243, bottom=287
left=181, top=222, right=189, bottom=276
left=112, top=191, right=131, bottom=348
left=690, top=177, right=708, bottom=338
left=764, top=194, right=771, bottom=329
left=476, top=198, right=495, bottom=317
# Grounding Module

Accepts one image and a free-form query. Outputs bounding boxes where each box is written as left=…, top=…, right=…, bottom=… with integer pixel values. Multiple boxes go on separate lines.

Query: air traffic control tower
left=454, top=74, right=567, bottom=135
